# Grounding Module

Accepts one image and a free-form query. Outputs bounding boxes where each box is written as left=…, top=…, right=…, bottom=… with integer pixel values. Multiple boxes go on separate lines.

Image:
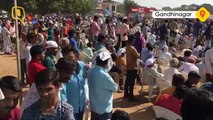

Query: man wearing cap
left=116, top=48, right=126, bottom=90
left=88, top=51, right=118, bottom=120
left=143, top=58, right=163, bottom=101
left=125, top=35, right=140, bottom=101
left=43, top=41, right=58, bottom=70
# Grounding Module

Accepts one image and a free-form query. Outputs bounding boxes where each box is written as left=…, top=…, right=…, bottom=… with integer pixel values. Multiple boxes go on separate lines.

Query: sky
left=114, top=0, right=213, bottom=9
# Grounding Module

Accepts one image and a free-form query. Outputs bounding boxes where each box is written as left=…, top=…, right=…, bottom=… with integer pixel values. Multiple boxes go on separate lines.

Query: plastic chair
left=156, top=79, right=172, bottom=92
left=153, top=106, right=182, bottom=120
left=0, top=88, right=5, bottom=100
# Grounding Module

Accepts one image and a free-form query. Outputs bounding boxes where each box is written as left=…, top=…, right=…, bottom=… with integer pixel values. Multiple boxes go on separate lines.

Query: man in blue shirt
left=88, top=51, right=118, bottom=120
left=95, top=33, right=106, bottom=51
left=141, top=43, right=154, bottom=63
left=68, top=29, right=79, bottom=51
left=61, top=46, right=86, bottom=120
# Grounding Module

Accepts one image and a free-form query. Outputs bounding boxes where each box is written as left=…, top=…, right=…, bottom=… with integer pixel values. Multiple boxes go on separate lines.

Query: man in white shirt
left=205, top=47, right=213, bottom=82
left=10, top=22, right=16, bottom=44
left=25, top=33, right=38, bottom=73
left=164, top=58, right=181, bottom=83
left=178, top=57, right=199, bottom=80
left=117, top=18, right=129, bottom=48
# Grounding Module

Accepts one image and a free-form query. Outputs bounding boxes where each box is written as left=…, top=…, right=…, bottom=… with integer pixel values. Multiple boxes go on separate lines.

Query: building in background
left=95, top=0, right=120, bottom=14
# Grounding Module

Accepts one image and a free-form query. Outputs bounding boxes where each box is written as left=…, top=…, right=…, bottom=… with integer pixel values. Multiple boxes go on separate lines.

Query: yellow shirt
left=126, top=45, right=140, bottom=70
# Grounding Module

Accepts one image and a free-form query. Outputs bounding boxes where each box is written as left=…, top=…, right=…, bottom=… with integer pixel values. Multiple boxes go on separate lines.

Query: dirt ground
left=0, top=53, right=156, bottom=120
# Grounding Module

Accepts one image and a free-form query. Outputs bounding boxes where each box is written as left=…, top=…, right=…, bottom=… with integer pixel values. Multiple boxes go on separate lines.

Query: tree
left=162, top=7, right=172, bottom=11
left=123, top=0, right=140, bottom=15
left=199, top=4, right=213, bottom=14
left=117, top=4, right=125, bottom=13
left=0, top=0, right=95, bottom=15
left=67, top=0, right=95, bottom=14
left=161, top=4, right=213, bottom=14
left=53, top=0, right=95, bottom=14
left=0, top=1, right=13, bottom=12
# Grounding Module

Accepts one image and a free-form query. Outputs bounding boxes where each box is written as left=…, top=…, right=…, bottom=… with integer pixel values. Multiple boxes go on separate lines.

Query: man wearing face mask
left=0, top=76, right=22, bottom=120
left=88, top=51, right=118, bottom=120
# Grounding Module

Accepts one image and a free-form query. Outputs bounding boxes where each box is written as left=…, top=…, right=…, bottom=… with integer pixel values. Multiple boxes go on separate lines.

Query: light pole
left=14, top=0, right=21, bottom=81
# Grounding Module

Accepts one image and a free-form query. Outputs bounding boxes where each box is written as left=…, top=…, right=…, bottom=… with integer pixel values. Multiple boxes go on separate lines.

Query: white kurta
left=2, top=27, right=12, bottom=53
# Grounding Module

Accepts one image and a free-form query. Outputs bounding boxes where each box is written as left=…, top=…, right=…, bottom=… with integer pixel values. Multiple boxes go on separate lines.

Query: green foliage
left=0, top=0, right=95, bottom=15
left=162, top=7, right=172, bottom=11
left=0, top=1, right=13, bottom=12
left=123, top=0, right=140, bottom=15
left=162, top=4, right=213, bottom=14
left=1, top=1, right=212, bottom=15
left=117, top=4, right=125, bottom=13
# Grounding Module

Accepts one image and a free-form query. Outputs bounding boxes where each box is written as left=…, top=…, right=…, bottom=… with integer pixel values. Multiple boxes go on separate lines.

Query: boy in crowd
left=0, top=76, right=22, bottom=120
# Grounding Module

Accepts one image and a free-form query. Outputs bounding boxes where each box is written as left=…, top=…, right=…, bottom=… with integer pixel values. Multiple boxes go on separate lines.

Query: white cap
left=145, top=58, right=155, bottom=66
left=0, top=88, right=5, bottom=100
left=46, top=41, right=58, bottom=48
left=99, top=51, right=111, bottom=61
left=117, top=48, right=126, bottom=57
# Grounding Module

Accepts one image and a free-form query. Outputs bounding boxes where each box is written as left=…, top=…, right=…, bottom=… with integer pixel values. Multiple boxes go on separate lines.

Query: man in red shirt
left=28, top=45, right=46, bottom=85
left=0, top=76, right=22, bottom=120
left=155, top=85, right=188, bottom=115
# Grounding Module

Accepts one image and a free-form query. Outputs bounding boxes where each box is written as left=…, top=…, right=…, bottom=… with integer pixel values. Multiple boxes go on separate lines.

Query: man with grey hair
left=164, top=58, right=181, bottom=83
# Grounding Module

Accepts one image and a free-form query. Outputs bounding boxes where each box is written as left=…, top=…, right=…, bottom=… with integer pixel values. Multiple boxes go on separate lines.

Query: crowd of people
left=0, top=13, right=213, bottom=120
